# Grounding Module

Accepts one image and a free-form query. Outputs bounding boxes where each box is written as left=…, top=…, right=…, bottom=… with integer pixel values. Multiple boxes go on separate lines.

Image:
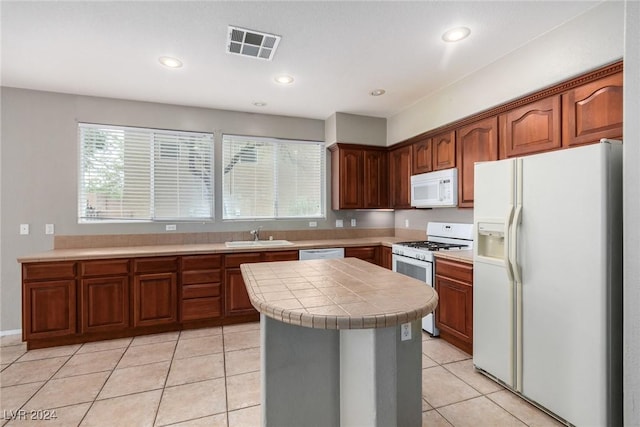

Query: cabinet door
left=562, top=72, right=623, bottom=147
left=345, top=246, right=379, bottom=265
left=23, top=280, right=76, bottom=339
left=456, top=117, right=499, bottom=208
left=412, top=138, right=432, bottom=174
left=380, top=246, right=392, bottom=270
left=133, top=272, right=177, bottom=327
left=337, top=148, right=363, bottom=209
left=389, top=145, right=412, bottom=209
left=432, top=131, right=456, bottom=170
left=435, top=275, right=473, bottom=354
left=501, top=95, right=561, bottom=158
left=225, top=268, right=257, bottom=316
left=80, top=276, right=129, bottom=333
left=363, top=150, right=389, bottom=208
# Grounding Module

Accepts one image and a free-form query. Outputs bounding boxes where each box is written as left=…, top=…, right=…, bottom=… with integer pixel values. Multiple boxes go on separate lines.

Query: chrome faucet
left=250, top=226, right=262, bottom=241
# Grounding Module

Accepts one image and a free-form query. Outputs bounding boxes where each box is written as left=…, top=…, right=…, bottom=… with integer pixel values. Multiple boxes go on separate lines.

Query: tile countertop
left=240, top=257, right=439, bottom=330
left=433, top=250, right=473, bottom=264
left=17, top=237, right=407, bottom=263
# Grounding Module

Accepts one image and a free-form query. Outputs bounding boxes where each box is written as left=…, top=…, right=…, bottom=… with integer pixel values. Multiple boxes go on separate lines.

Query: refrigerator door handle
left=510, top=205, right=523, bottom=284
left=504, top=205, right=515, bottom=283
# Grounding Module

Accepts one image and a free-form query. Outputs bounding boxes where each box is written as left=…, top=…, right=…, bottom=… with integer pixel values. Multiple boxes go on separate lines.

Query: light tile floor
left=0, top=323, right=563, bottom=426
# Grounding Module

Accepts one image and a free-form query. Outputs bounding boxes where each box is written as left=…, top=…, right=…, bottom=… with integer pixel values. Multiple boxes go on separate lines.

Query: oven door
left=392, top=254, right=439, bottom=335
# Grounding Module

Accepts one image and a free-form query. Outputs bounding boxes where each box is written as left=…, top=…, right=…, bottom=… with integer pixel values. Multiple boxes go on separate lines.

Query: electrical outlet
left=20, top=224, right=29, bottom=235
left=336, top=219, right=343, bottom=228
left=401, top=322, right=412, bottom=341
left=351, top=218, right=356, bottom=227
left=165, top=224, right=177, bottom=231
left=309, top=221, right=317, bottom=228
left=405, top=219, right=410, bottom=228
left=45, top=224, right=55, bottom=235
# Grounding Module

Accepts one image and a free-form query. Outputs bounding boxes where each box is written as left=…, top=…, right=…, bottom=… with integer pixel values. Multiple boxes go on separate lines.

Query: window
left=222, top=135, right=324, bottom=219
left=78, top=123, right=213, bottom=222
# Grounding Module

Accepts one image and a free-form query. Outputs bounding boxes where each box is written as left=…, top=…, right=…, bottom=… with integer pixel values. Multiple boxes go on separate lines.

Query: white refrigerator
left=473, top=140, right=622, bottom=426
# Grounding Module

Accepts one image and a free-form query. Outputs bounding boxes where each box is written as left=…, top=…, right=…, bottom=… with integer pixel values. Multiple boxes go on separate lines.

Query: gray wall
left=0, top=89, right=393, bottom=331
left=325, top=112, right=387, bottom=146
left=624, top=0, right=640, bottom=424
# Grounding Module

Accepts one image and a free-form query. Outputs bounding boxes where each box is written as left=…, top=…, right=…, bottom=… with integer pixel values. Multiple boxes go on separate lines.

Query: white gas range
left=392, top=222, right=474, bottom=335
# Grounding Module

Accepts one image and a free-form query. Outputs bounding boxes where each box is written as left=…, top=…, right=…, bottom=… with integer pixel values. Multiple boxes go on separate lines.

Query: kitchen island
left=240, top=257, right=438, bottom=427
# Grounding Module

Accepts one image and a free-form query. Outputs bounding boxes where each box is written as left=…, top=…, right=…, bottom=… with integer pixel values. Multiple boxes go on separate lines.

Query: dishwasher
left=299, top=248, right=345, bottom=260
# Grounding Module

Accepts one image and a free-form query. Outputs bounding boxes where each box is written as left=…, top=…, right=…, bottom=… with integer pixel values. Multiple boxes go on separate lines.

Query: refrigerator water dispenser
left=477, top=222, right=505, bottom=259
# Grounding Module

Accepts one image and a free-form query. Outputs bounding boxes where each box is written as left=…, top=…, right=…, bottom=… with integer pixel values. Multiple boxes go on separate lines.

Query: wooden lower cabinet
left=80, top=276, right=129, bottom=333
left=23, top=279, right=76, bottom=340
left=345, top=246, right=379, bottom=265
left=380, top=246, right=392, bottom=270
left=133, top=272, right=178, bottom=327
left=434, top=258, right=473, bottom=354
left=180, top=255, right=222, bottom=322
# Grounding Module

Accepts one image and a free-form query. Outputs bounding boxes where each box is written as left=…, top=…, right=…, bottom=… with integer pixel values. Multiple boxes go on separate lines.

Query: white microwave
left=410, top=168, right=458, bottom=208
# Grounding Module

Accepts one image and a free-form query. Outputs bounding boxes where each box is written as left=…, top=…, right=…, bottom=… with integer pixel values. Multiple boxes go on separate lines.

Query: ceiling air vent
left=227, top=26, right=281, bottom=61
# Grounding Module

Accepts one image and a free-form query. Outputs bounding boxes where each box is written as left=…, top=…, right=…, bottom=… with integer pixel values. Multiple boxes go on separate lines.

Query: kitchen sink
left=225, top=240, right=293, bottom=248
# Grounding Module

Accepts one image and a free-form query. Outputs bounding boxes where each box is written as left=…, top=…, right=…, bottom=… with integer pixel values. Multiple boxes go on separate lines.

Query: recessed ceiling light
left=274, top=75, right=294, bottom=85
left=158, top=56, right=183, bottom=68
left=370, top=89, right=386, bottom=96
left=253, top=102, right=267, bottom=107
left=442, top=27, right=471, bottom=43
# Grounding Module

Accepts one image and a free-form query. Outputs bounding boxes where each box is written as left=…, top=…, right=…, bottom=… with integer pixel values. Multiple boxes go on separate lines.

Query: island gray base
left=261, top=315, right=422, bottom=427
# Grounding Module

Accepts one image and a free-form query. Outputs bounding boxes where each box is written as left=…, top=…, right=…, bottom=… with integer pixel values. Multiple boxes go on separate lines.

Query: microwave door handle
left=437, top=179, right=442, bottom=201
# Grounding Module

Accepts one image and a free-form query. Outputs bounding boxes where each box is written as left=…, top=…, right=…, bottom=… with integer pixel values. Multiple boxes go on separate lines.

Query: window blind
left=78, top=123, right=213, bottom=222
left=222, top=135, right=324, bottom=219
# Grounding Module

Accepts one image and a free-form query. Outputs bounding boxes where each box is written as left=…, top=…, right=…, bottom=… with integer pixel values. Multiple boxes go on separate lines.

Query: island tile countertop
left=240, top=257, right=438, bottom=330
left=17, top=237, right=407, bottom=263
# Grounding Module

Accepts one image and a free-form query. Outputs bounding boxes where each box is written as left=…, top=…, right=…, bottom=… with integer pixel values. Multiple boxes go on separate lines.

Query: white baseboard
left=0, top=329, right=22, bottom=337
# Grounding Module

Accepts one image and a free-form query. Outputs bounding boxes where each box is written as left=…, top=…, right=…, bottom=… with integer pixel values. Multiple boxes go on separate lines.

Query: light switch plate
left=350, top=218, right=356, bottom=227
left=45, top=224, right=55, bottom=235
left=309, top=221, right=317, bottom=227
left=165, top=224, right=177, bottom=231
left=336, top=219, right=343, bottom=228
left=405, top=219, right=410, bottom=228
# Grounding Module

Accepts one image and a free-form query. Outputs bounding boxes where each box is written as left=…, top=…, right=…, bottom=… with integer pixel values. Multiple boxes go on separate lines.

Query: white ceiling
left=1, top=1, right=602, bottom=120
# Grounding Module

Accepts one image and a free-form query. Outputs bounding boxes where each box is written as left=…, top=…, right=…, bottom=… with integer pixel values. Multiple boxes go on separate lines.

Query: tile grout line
left=76, top=337, right=135, bottom=427
left=150, top=336, right=180, bottom=427
left=11, top=343, right=85, bottom=421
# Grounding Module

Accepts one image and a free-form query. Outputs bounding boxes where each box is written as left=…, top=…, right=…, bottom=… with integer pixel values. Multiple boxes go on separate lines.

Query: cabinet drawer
left=181, top=255, right=222, bottom=271
left=182, top=283, right=221, bottom=299
left=224, top=253, right=262, bottom=268
left=80, top=259, right=129, bottom=277
left=263, top=250, right=299, bottom=262
left=181, top=297, right=222, bottom=321
left=23, top=262, right=75, bottom=281
left=133, top=257, right=178, bottom=274
left=435, top=259, right=473, bottom=283
left=182, top=270, right=222, bottom=285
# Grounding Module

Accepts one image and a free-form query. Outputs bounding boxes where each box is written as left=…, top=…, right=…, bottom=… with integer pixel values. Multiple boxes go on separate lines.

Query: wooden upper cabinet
left=412, top=138, right=432, bottom=174
left=432, top=131, right=456, bottom=170
left=457, top=117, right=499, bottom=208
left=389, top=145, right=412, bottom=209
left=363, top=149, right=389, bottom=208
left=500, top=95, right=561, bottom=158
left=562, top=72, right=623, bottom=147
left=330, top=144, right=388, bottom=210
left=332, top=147, right=362, bottom=209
